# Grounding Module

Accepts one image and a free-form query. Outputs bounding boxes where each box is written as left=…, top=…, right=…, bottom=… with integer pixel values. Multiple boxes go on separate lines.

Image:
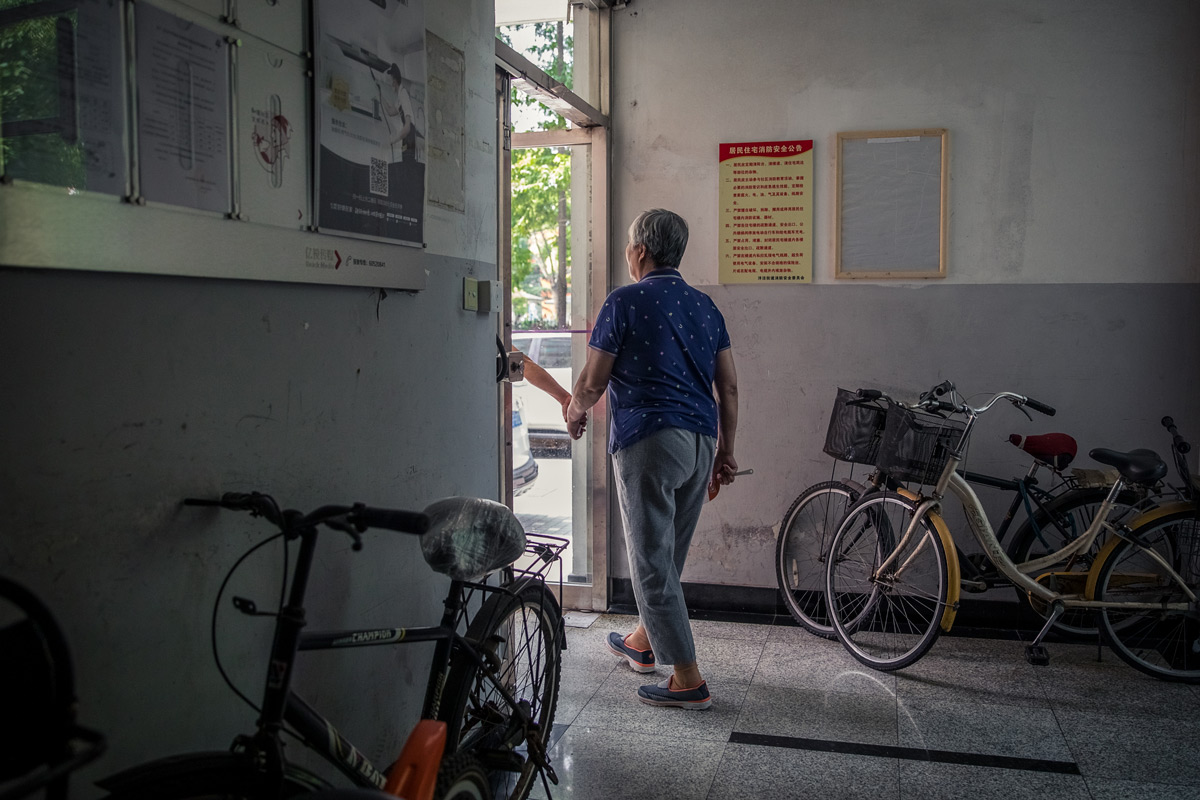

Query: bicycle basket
left=823, top=388, right=888, bottom=464
left=876, top=403, right=967, bottom=485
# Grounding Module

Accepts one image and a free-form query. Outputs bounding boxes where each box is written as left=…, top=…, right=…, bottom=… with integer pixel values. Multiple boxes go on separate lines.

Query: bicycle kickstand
left=1024, top=601, right=1064, bottom=666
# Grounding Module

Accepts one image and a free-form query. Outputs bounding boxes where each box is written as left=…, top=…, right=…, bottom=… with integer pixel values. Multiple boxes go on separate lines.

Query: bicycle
left=775, top=386, right=1134, bottom=640
left=824, top=384, right=1199, bottom=682
left=95, top=492, right=567, bottom=800
left=1005, top=414, right=1194, bottom=636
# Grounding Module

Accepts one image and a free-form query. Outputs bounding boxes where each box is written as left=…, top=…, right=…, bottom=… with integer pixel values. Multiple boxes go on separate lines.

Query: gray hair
left=628, top=209, right=689, bottom=268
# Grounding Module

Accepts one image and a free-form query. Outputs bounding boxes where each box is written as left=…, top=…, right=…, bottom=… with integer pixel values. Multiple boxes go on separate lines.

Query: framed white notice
left=835, top=129, right=948, bottom=279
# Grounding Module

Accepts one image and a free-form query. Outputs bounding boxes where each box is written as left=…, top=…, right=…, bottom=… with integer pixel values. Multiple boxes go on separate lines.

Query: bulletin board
left=0, top=0, right=430, bottom=291
left=835, top=129, right=948, bottom=280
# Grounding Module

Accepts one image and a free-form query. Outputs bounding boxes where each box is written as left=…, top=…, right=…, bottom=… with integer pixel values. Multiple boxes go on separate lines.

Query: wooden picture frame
left=835, top=128, right=948, bottom=279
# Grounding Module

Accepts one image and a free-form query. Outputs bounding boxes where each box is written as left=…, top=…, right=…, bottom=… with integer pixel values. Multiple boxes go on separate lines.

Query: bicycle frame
left=245, top=522, right=543, bottom=792
left=879, top=407, right=1196, bottom=616
left=947, top=471, right=1196, bottom=611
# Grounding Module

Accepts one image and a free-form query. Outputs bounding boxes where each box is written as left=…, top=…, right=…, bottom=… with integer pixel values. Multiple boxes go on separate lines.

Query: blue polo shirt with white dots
left=589, top=268, right=731, bottom=454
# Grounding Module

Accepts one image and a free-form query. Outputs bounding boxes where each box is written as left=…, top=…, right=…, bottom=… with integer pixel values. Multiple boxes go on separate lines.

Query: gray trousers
left=612, top=427, right=716, bottom=666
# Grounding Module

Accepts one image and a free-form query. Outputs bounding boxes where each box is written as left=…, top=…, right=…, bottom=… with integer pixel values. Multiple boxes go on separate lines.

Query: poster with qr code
left=313, top=0, right=425, bottom=246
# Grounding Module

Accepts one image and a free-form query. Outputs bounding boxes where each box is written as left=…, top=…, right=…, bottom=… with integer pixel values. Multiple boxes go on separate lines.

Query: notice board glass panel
left=236, top=38, right=309, bottom=229
left=312, top=0, right=426, bottom=246
left=835, top=129, right=947, bottom=279
left=134, top=2, right=232, bottom=214
left=0, top=0, right=126, bottom=196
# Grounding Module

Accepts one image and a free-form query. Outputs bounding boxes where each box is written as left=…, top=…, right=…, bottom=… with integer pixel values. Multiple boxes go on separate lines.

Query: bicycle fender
left=384, top=720, right=446, bottom=800
left=1083, top=500, right=1196, bottom=600
left=897, top=488, right=961, bottom=632
left=95, top=751, right=329, bottom=797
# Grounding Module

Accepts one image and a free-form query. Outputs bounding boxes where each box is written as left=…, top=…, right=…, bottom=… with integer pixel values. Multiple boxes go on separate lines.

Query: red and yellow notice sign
left=718, top=140, right=813, bottom=284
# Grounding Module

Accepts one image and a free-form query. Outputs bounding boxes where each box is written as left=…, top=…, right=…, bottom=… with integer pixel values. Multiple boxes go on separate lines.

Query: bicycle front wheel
left=435, top=752, right=492, bottom=800
left=776, top=481, right=862, bottom=638
left=438, top=580, right=562, bottom=800
left=97, top=751, right=329, bottom=800
left=1007, top=486, right=1139, bottom=638
left=826, top=492, right=948, bottom=671
left=1095, top=510, right=1200, bottom=683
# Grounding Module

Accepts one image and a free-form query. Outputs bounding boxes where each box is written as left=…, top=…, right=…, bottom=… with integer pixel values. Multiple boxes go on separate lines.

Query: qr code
left=369, top=157, right=388, bottom=196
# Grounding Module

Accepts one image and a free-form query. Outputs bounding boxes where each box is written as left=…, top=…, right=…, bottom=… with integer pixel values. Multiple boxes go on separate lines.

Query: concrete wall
left=0, top=0, right=499, bottom=792
left=607, top=0, right=1200, bottom=588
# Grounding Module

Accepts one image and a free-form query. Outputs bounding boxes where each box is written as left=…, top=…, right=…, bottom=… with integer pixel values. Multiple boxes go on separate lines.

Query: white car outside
left=512, top=395, right=538, bottom=495
left=511, top=332, right=575, bottom=456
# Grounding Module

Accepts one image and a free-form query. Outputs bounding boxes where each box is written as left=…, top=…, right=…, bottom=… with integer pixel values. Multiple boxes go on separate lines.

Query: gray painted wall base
left=611, top=282, right=1200, bottom=595
left=0, top=261, right=502, bottom=792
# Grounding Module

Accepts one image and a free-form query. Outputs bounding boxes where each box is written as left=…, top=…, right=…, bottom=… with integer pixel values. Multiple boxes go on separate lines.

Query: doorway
left=496, top=8, right=610, bottom=612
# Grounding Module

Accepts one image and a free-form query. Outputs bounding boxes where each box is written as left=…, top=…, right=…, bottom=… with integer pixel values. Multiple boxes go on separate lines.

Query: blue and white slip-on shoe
left=606, top=631, right=656, bottom=673
left=637, top=677, right=712, bottom=710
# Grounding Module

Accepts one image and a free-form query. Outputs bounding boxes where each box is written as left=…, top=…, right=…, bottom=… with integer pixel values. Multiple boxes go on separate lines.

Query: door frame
left=495, top=15, right=611, bottom=611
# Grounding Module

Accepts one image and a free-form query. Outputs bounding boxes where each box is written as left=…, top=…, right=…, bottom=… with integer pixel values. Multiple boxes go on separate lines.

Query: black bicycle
left=96, top=492, right=566, bottom=800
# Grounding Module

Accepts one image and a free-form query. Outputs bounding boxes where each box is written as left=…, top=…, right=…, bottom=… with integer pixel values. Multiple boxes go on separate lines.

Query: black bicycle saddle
left=1088, top=448, right=1168, bottom=485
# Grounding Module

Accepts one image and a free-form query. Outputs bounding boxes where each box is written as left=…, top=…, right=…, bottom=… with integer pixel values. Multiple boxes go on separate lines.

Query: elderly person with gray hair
left=567, top=208, right=739, bottom=709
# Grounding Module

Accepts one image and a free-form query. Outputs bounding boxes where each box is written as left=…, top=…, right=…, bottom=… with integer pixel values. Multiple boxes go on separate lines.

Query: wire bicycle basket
left=876, top=402, right=967, bottom=486
left=823, top=388, right=889, bottom=465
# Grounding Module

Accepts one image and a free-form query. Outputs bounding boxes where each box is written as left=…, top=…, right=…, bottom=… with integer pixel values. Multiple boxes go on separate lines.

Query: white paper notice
left=135, top=3, right=230, bottom=213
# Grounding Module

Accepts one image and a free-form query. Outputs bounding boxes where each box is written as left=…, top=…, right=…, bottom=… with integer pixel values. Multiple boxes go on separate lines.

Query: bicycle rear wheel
left=1007, top=486, right=1139, bottom=638
left=1095, top=511, right=1200, bottom=683
left=438, top=580, right=561, bottom=800
left=826, top=492, right=948, bottom=671
left=775, top=481, right=862, bottom=638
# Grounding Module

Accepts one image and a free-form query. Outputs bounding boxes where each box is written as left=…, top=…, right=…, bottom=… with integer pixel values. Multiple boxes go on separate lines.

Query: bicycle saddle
left=1087, top=448, right=1167, bottom=485
left=421, top=497, right=527, bottom=582
left=1008, top=432, right=1077, bottom=469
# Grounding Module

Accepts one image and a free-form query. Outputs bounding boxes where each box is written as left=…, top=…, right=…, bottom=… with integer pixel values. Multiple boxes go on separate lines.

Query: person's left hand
left=567, top=413, right=587, bottom=440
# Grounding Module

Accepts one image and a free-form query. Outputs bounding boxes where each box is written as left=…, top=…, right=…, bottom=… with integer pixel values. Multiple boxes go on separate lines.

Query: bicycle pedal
left=1024, top=644, right=1050, bottom=666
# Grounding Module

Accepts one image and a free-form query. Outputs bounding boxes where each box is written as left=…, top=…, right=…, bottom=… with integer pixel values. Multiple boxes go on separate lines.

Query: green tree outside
left=498, top=21, right=573, bottom=330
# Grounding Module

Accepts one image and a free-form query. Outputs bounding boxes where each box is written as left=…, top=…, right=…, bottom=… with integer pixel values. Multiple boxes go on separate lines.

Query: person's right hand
left=712, top=449, right=738, bottom=486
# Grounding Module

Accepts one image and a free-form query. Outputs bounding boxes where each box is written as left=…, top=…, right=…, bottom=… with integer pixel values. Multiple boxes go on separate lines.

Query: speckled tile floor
left=530, top=613, right=1200, bottom=800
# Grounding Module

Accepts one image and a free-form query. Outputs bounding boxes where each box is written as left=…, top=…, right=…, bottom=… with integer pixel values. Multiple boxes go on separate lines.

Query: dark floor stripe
left=729, top=731, right=1081, bottom=775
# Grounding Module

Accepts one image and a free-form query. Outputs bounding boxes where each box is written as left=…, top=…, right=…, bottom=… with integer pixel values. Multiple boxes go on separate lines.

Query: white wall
left=612, top=0, right=1199, bottom=286
left=607, top=0, right=1200, bottom=590
left=0, top=0, right=500, bottom=792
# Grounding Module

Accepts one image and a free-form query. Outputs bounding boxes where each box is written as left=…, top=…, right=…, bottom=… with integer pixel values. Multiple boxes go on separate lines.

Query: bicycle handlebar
left=1161, top=416, right=1192, bottom=455
left=183, top=493, right=430, bottom=538
left=1023, top=397, right=1056, bottom=417
left=348, top=503, right=430, bottom=535
left=857, top=386, right=1055, bottom=419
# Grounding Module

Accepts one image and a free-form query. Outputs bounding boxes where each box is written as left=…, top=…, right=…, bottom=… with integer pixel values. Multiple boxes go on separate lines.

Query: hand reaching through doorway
left=516, top=349, right=585, bottom=431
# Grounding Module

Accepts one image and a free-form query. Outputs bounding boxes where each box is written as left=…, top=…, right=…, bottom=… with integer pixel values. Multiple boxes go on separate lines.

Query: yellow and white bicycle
left=824, top=383, right=1199, bottom=682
